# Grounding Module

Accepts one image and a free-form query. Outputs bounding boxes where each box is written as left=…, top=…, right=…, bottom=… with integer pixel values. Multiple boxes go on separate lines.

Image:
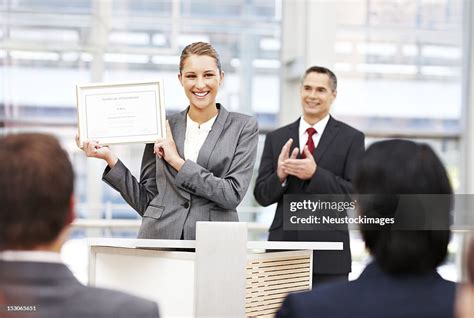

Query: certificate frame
left=76, top=80, right=166, bottom=146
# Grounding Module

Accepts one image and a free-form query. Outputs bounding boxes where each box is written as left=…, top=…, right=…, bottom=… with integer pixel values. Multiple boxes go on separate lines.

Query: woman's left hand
left=154, top=120, right=185, bottom=170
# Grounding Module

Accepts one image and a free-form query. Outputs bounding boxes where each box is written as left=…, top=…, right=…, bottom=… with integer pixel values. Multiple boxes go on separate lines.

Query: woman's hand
left=154, top=120, right=185, bottom=171
left=76, top=134, right=118, bottom=168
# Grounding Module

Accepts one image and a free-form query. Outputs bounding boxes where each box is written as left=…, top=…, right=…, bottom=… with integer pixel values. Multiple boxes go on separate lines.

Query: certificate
left=76, top=80, right=166, bottom=146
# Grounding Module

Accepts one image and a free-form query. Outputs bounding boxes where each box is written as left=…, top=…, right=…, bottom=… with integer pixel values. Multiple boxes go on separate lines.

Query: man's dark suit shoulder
left=277, top=263, right=455, bottom=318
left=265, top=120, right=296, bottom=140
left=333, top=118, right=364, bottom=138
left=266, top=117, right=364, bottom=139
left=76, top=285, right=160, bottom=317
left=0, top=261, right=159, bottom=318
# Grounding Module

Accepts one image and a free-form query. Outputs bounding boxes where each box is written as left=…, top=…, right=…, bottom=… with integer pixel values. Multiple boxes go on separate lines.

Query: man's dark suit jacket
left=254, top=116, right=365, bottom=274
left=276, top=262, right=456, bottom=318
left=0, top=260, right=159, bottom=318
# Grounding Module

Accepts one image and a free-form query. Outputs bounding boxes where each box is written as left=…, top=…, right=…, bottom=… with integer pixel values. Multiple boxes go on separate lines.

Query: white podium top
left=87, top=238, right=343, bottom=251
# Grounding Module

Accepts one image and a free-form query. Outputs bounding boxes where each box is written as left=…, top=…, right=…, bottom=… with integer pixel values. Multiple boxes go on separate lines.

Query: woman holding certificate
left=79, top=42, right=259, bottom=240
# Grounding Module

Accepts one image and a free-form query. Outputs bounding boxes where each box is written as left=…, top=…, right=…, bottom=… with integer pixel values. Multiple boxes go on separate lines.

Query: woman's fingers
left=154, top=139, right=165, bottom=158
left=85, top=141, right=96, bottom=156
left=82, top=140, right=100, bottom=157
left=75, top=133, right=82, bottom=148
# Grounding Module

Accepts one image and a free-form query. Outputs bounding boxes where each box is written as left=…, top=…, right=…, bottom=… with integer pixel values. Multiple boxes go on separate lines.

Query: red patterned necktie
left=302, top=127, right=316, bottom=159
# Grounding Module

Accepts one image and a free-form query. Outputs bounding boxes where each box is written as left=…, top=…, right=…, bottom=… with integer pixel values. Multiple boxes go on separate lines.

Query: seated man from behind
left=0, top=133, right=159, bottom=318
left=277, top=139, right=456, bottom=318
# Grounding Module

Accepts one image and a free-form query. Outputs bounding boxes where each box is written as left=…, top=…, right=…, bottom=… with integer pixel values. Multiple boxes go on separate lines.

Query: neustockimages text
left=290, top=215, right=395, bottom=226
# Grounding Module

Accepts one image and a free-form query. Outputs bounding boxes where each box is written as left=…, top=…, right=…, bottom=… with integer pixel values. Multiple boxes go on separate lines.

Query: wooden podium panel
left=246, top=251, right=312, bottom=317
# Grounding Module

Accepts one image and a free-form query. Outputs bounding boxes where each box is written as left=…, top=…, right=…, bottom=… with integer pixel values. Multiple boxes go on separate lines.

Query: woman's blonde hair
left=179, top=42, right=222, bottom=73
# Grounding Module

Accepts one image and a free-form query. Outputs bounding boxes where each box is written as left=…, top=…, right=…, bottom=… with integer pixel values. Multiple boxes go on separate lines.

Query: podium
left=88, top=222, right=342, bottom=317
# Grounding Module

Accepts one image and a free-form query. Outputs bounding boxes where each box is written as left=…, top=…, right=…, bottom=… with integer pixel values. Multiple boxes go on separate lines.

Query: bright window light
left=334, top=63, right=353, bottom=72
left=62, top=52, right=79, bottom=62
left=178, top=35, right=210, bottom=47
left=10, top=50, right=60, bottom=61
left=230, top=58, right=241, bottom=68
left=402, top=44, right=419, bottom=56
left=275, top=0, right=282, bottom=20
left=421, top=66, right=460, bottom=77
left=260, top=38, right=280, bottom=51
left=152, top=34, right=167, bottom=46
left=151, top=55, right=180, bottom=65
left=81, top=53, right=93, bottom=62
left=422, top=45, right=461, bottom=60
left=252, top=59, right=280, bottom=69
left=356, top=63, right=417, bottom=75
left=334, top=41, right=353, bottom=54
left=109, top=32, right=149, bottom=46
left=104, top=53, right=149, bottom=64
left=10, top=28, right=78, bottom=42
left=357, top=43, right=397, bottom=56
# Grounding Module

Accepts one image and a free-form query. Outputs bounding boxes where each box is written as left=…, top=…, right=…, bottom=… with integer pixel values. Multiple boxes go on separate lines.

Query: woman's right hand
left=76, top=134, right=118, bottom=167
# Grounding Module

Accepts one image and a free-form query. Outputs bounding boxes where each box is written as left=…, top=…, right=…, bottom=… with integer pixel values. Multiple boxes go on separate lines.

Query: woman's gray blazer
left=102, top=104, right=259, bottom=239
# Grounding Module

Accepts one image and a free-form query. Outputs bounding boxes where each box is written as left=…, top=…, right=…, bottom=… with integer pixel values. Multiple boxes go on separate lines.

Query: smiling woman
left=179, top=54, right=222, bottom=120
left=78, top=42, right=259, bottom=240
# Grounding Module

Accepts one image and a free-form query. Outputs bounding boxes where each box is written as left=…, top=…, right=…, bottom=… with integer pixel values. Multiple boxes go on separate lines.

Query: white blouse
left=184, top=113, right=218, bottom=162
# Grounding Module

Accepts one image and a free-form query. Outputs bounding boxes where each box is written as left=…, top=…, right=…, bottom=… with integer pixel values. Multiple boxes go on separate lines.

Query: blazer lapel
left=196, top=104, right=229, bottom=168
left=288, top=118, right=300, bottom=157
left=163, top=109, right=191, bottom=200
left=171, top=108, right=187, bottom=159
left=314, top=116, right=340, bottom=162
